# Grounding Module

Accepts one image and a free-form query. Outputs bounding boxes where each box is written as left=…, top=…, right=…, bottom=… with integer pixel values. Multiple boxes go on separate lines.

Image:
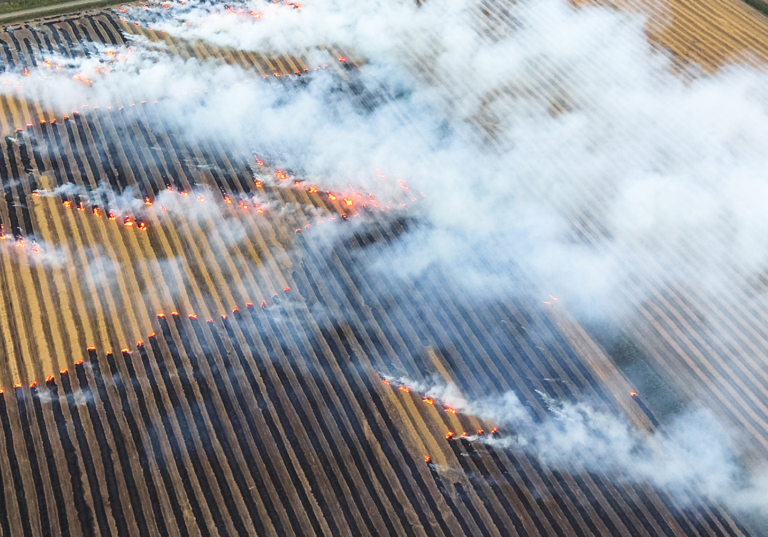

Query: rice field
left=0, top=1, right=761, bottom=535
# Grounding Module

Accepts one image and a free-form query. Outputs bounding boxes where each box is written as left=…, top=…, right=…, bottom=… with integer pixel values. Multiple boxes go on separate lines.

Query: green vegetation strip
left=0, top=0, right=119, bottom=23
left=743, top=0, right=768, bottom=18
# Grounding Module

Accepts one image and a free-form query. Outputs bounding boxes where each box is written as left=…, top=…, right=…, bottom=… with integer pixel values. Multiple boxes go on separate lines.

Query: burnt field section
left=0, top=8, right=753, bottom=537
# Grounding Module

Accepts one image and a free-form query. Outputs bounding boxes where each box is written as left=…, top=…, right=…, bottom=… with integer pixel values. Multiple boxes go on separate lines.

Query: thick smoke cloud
left=111, top=0, right=768, bottom=320
left=5, top=0, right=768, bottom=523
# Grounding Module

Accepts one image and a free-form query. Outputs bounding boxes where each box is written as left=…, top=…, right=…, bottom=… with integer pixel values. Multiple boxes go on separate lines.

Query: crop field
left=0, top=0, right=762, bottom=536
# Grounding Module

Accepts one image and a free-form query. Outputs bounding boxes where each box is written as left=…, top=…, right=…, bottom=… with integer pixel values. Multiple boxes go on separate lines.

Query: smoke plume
left=5, top=0, right=768, bottom=524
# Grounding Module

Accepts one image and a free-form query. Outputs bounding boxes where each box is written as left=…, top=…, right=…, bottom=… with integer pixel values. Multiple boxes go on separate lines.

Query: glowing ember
left=276, top=170, right=286, bottom=180
left=145, top=197, right=153, bottom=206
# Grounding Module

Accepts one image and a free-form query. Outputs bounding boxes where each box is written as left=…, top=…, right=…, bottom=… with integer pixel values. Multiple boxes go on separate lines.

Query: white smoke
left=4, top=0, right=768, bottom=523
left=397, top=376, right=768, bottom=516
left=112, top=0, right=768, bottom=317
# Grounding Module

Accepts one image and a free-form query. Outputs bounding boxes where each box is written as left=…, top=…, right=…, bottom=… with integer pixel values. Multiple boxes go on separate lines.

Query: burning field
left=0, top=0, right=766, bottom=534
